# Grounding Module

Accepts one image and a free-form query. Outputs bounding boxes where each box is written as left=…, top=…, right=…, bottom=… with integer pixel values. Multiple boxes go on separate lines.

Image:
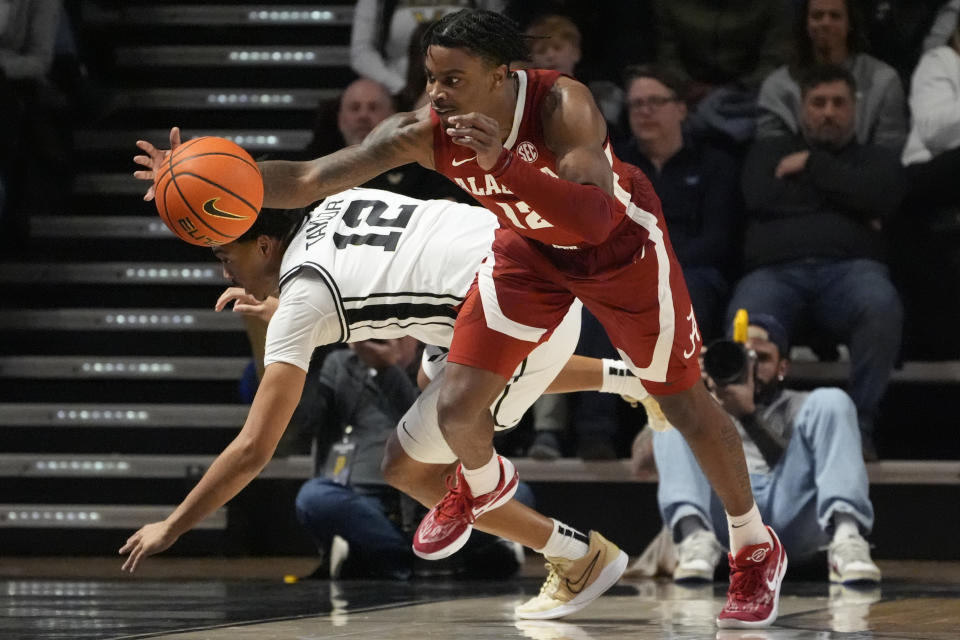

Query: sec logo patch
left=517, top=141, right=539, bottom=163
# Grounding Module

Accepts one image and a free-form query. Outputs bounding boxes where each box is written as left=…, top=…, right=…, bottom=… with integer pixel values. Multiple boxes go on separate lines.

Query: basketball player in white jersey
left=120, top=187, right=661, bottom=619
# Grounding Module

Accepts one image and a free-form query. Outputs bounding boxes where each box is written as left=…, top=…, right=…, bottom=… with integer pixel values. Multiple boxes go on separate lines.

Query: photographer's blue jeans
left=726, top=258, right=902, bottom=436
left=653, top=388, right=874, bottom=559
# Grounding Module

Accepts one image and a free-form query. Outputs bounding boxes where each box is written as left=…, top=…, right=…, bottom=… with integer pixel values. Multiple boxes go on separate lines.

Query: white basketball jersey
left=278, top=187, right=497, bottom=347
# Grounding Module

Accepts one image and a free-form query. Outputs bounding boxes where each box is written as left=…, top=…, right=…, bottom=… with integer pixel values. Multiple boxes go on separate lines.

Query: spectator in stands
left=651, top=314, right=881, bottom=585
left=295, top=338, right=531, bottom=579
left=0, top=0, right=63, bottom=248
left=506, top=1, right=654, bottom=86
left=523, top=13, right=624, bottom=139
left=925, top=0, right=960, bottom=52
left=730, top=64, right=905, bottom=461
left=894, top=18, right=960, bottom=356
left=349, top=0, right=505, bottom=96
left=903, top=16, right=960, bottom=204
left=757, top=0, right=908, bottom=151
left=857, top=0, right=949, bottom=86
left=305, top=77, right=467, bottom=202
left=615, top=64, right=742, bottom=343
left=654, top=0, right=791, bottom=145
left=396, top=20, right=435, bottom=112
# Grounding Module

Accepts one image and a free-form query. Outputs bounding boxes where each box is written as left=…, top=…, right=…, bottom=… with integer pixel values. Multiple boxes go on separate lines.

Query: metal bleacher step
left=0, top=309, right=243, bottom=332
left=115, top=87, right=337, bottom=111
left=790, top=360, right=960, bottom=384
left=0, top=356, right=247, bottom=380
left=0, top=403, right=248, bottom=428
left=31, top=215, right=175, bottom=240
left=115, top=45, right=350, bottom=68
left=73, top=172, right=155, bottom=196
left=77, top=129, right=312, bottom=152
left=0, top=262, right=220, bottom=285
left=0, top=454, right=313, bottom=480
left=82, top=3, right=354, bottom=27
left=1, top=454, right=955, bottom=486
left=0, top=504, right=226, bottom=530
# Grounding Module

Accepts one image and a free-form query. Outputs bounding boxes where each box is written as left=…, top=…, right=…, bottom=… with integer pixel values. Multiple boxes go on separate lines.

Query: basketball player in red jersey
left=134, top=10, right=786, bottom=627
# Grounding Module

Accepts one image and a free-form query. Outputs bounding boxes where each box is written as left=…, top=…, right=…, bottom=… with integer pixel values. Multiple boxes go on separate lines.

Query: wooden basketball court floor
left=3, top=558, right=959, bottom=639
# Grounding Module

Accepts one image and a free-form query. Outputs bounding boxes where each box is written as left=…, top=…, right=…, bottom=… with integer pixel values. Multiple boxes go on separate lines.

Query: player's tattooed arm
left=259, top=108, right=434, bottom=209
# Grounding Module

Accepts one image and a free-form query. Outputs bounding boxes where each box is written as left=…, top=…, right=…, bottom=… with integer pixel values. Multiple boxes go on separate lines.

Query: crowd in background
left=288, top=0, right=959, bottom=465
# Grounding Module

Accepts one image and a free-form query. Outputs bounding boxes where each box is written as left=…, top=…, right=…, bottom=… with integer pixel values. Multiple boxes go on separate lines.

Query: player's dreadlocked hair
left=421, top=9, right=530, bottom=68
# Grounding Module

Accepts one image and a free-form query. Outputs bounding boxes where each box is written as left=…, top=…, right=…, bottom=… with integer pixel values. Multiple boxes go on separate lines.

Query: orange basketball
left=154, top=136, right=263, bottom=246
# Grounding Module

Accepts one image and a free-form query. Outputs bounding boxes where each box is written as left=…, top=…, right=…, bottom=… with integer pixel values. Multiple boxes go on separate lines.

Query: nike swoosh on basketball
left=202, top=197, right=249, bottom=220
left=565, top=551, right=601, bottom=594
left=451, top=155, right=477, bottom=166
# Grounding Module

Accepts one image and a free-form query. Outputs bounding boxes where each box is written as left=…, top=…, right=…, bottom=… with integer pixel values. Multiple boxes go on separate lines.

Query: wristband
left=599, top=358, right=636, bottom=396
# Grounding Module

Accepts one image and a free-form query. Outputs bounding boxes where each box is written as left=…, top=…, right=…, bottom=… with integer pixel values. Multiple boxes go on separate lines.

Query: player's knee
left=437, top=368, right=502, bottom=430
left=436, top=382, right=480, bottom=430
left=805, top=387, right=857, bottom=426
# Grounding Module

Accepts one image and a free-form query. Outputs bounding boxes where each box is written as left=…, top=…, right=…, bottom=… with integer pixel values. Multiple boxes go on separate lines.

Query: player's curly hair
left=421, top=9, right=530, bottom=68
left=234, top=206, right=310, bottom=244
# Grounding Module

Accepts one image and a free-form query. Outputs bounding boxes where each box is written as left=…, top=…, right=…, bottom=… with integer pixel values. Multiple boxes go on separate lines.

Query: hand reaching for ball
left=215, top=287, right=278, bottom=323
left=134, top=126, right=182, bottom=201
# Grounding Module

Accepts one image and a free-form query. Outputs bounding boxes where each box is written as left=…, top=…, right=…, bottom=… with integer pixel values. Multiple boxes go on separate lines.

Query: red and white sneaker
left=413, top=455, right=519, bottom=560
left=716, top=526, right=788, bottom=629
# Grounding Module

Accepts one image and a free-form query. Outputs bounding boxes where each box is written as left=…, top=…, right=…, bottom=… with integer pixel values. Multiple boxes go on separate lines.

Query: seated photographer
left=295, top=338, right=532, bottom=580
left=651, top=313, right=880, bottom=585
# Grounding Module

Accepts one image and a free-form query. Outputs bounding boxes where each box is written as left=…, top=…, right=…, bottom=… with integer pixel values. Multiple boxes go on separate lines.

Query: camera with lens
left=703, top=339, right=756, bottom=386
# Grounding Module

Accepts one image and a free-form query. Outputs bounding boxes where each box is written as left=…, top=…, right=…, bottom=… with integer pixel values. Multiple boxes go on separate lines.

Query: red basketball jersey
left=431, top=68, right=650, bottom=248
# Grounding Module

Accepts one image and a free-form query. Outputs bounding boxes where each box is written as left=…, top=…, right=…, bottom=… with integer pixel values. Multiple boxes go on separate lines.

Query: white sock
left=727, top=503, right=772, bottom=554
left=832, top=512, right=860, bottom=541
left=535, top=519, right=590, bottom=560
left=461, top=453, right=501, bottom=496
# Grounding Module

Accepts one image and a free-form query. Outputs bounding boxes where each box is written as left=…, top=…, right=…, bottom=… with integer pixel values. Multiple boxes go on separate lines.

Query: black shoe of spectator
left=528, top=430, right=562, bottom=460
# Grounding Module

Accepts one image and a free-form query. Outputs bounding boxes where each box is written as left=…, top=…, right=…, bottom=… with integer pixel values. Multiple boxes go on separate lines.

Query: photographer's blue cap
left=732, top=313, right=791, bottom=358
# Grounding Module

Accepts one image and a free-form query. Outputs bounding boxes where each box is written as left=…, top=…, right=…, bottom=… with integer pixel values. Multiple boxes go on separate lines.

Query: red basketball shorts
left=448, top=192, right=702, bottom=396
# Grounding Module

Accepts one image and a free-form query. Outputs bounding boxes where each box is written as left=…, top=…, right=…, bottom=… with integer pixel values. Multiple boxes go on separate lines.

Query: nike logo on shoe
left=452, top=155, right=477, bottom=166
left=565, top=551, right=601, bottom=594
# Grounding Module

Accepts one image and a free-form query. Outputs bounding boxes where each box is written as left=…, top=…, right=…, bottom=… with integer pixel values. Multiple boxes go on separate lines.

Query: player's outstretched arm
left=118, top=362, right=306, bottom=572
left=259, top=109, right=434, bottom=209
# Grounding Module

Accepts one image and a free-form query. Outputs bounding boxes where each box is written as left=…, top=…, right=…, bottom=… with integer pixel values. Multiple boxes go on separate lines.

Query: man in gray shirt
left=653, top=313, right=880, bottom=585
